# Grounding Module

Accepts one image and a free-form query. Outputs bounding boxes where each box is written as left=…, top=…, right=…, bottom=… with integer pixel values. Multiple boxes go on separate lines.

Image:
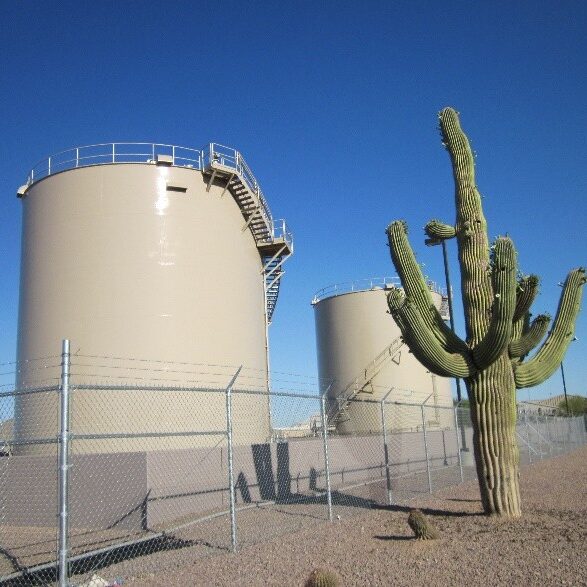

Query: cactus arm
left=439, top=108, right=493, bottom=346
left=425, top=220, right=456, bottom=240
left=510, top=276, right=540, bottom=359
left=387, top=289, right=476, bottom=378
left=386, top=220, right=469, bottom=354
left=470, top=238, right=518, bottom=369
left=511, top=311, right=529, bottom=348
left=514, top=268, right=586, bottom=388
left=513, top=275, right=539, bottom=322
left=509, top=314, right=551, bottom=359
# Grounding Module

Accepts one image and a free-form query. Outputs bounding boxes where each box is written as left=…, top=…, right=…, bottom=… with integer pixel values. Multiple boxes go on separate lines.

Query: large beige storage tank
left=312, top=278, right=453, bottom=434
left=15, top=143, right=292, bottom=453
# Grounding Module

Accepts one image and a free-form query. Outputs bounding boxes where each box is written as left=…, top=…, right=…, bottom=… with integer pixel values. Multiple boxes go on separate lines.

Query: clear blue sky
left=1, top=1, right=585, bottom=400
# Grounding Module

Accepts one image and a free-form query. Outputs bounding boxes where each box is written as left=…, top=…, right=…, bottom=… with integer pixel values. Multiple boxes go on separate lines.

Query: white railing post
left=58, top=339, right=71, bottom=587
left=48, top=157, right=52, bottom=176
left=76, top=148, right=79, bottom=168
left=172, top=145, right=176, bottom=165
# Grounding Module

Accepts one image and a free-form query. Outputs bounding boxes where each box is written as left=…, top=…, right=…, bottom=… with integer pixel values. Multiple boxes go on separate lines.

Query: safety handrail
left=24, top=143, right=203, bottom=185
left=312, top=276, right=445, bottom=304
left=272, top=219, right=294, bottom=252
left=312, top=277, right=401, bottom=304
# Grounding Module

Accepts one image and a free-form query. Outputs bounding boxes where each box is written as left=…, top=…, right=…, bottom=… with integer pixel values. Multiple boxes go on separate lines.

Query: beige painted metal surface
left=313, top=286, right=454, bottom=434
left=16, top=163, right=272, bottom=452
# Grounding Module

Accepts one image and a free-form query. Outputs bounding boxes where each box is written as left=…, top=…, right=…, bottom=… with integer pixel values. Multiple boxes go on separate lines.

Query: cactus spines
left=304, top=568, right=340, bottom=587
left=407, top=509, right=440, bottom=540
left=386, top=108, right=585, bottom=518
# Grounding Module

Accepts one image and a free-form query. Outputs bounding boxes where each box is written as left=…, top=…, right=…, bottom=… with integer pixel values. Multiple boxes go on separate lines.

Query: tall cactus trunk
left=385, top=107, right=585, bottom=518
left=467, top=356, right=521, bottom=517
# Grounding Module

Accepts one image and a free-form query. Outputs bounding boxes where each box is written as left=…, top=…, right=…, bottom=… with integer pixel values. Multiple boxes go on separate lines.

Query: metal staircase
left=329, top=335, right=405, bottom=425
left=201, top=144, right=293, bottom=324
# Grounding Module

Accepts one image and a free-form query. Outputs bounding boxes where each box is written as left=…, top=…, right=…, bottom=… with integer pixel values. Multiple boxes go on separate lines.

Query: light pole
left=561, top=362, right=570, bottom=415
left=425, top=237, right=469, bottom=453
left=425, top=237, right=463, bottom=402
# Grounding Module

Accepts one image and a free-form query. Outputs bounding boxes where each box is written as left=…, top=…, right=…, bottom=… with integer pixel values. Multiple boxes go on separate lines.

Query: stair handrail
left=203, top=143, right=274, bottom=231
left=328, top=335, right=404, bottom=420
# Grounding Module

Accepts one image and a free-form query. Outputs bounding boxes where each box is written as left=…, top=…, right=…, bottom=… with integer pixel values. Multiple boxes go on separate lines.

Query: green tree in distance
left=558, top=395, right=586, bottom=416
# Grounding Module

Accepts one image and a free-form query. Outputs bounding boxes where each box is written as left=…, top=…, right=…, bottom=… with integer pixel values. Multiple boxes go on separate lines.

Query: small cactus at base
left=304, top=568, right=340, bottom=587
left=407, top=509, right=439, bottom=540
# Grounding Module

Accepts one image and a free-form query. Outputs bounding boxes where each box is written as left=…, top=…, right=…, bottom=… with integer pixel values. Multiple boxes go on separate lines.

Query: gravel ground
left=117, top=446, right=587, bottom=587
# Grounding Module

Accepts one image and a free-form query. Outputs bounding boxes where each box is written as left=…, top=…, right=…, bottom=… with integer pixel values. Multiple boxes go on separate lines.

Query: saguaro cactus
left=386, top=108, right=585, bottom=517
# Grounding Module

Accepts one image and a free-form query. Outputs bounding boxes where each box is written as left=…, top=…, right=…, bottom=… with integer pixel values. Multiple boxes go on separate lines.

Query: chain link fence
left=1, top=342, right=585, bottom=586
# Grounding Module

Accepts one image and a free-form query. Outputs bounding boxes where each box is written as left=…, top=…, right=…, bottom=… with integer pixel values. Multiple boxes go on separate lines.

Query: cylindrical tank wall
left=16, top=163, right=270, bottom=452
left=314, top=287, right=453, bottom=434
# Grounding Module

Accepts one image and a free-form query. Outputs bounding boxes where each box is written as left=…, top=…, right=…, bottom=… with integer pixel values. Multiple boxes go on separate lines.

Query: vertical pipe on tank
left=264, top=282, right=272, bottom=439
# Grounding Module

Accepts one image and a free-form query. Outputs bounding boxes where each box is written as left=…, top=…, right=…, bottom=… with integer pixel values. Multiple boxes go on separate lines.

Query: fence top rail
left=0, top=384, right=60, bottom=398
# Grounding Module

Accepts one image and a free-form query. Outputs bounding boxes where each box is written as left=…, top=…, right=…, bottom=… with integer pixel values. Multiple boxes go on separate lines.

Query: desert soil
left=120, top=446, right=587, bottom=586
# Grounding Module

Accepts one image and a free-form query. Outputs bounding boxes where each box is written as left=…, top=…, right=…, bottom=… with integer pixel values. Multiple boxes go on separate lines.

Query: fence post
left=525, top=410, right=532, bottom=464
left=546, top=415, right=553, bottom=455
left=453, top=406, right=464, bottom=483
left=320, top=394, right=333, bottom=521
left=421, top=405, right=432, bottom=494
left=380, top=396, right=392, bottom=505
left=58, top=339, right=71, bottom=587
left=225, top=366, right=241, bottom=553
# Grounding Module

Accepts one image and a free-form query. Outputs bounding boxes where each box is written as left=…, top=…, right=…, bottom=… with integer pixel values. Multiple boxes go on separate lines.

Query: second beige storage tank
left=313, top=278, right=453, bottom=434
